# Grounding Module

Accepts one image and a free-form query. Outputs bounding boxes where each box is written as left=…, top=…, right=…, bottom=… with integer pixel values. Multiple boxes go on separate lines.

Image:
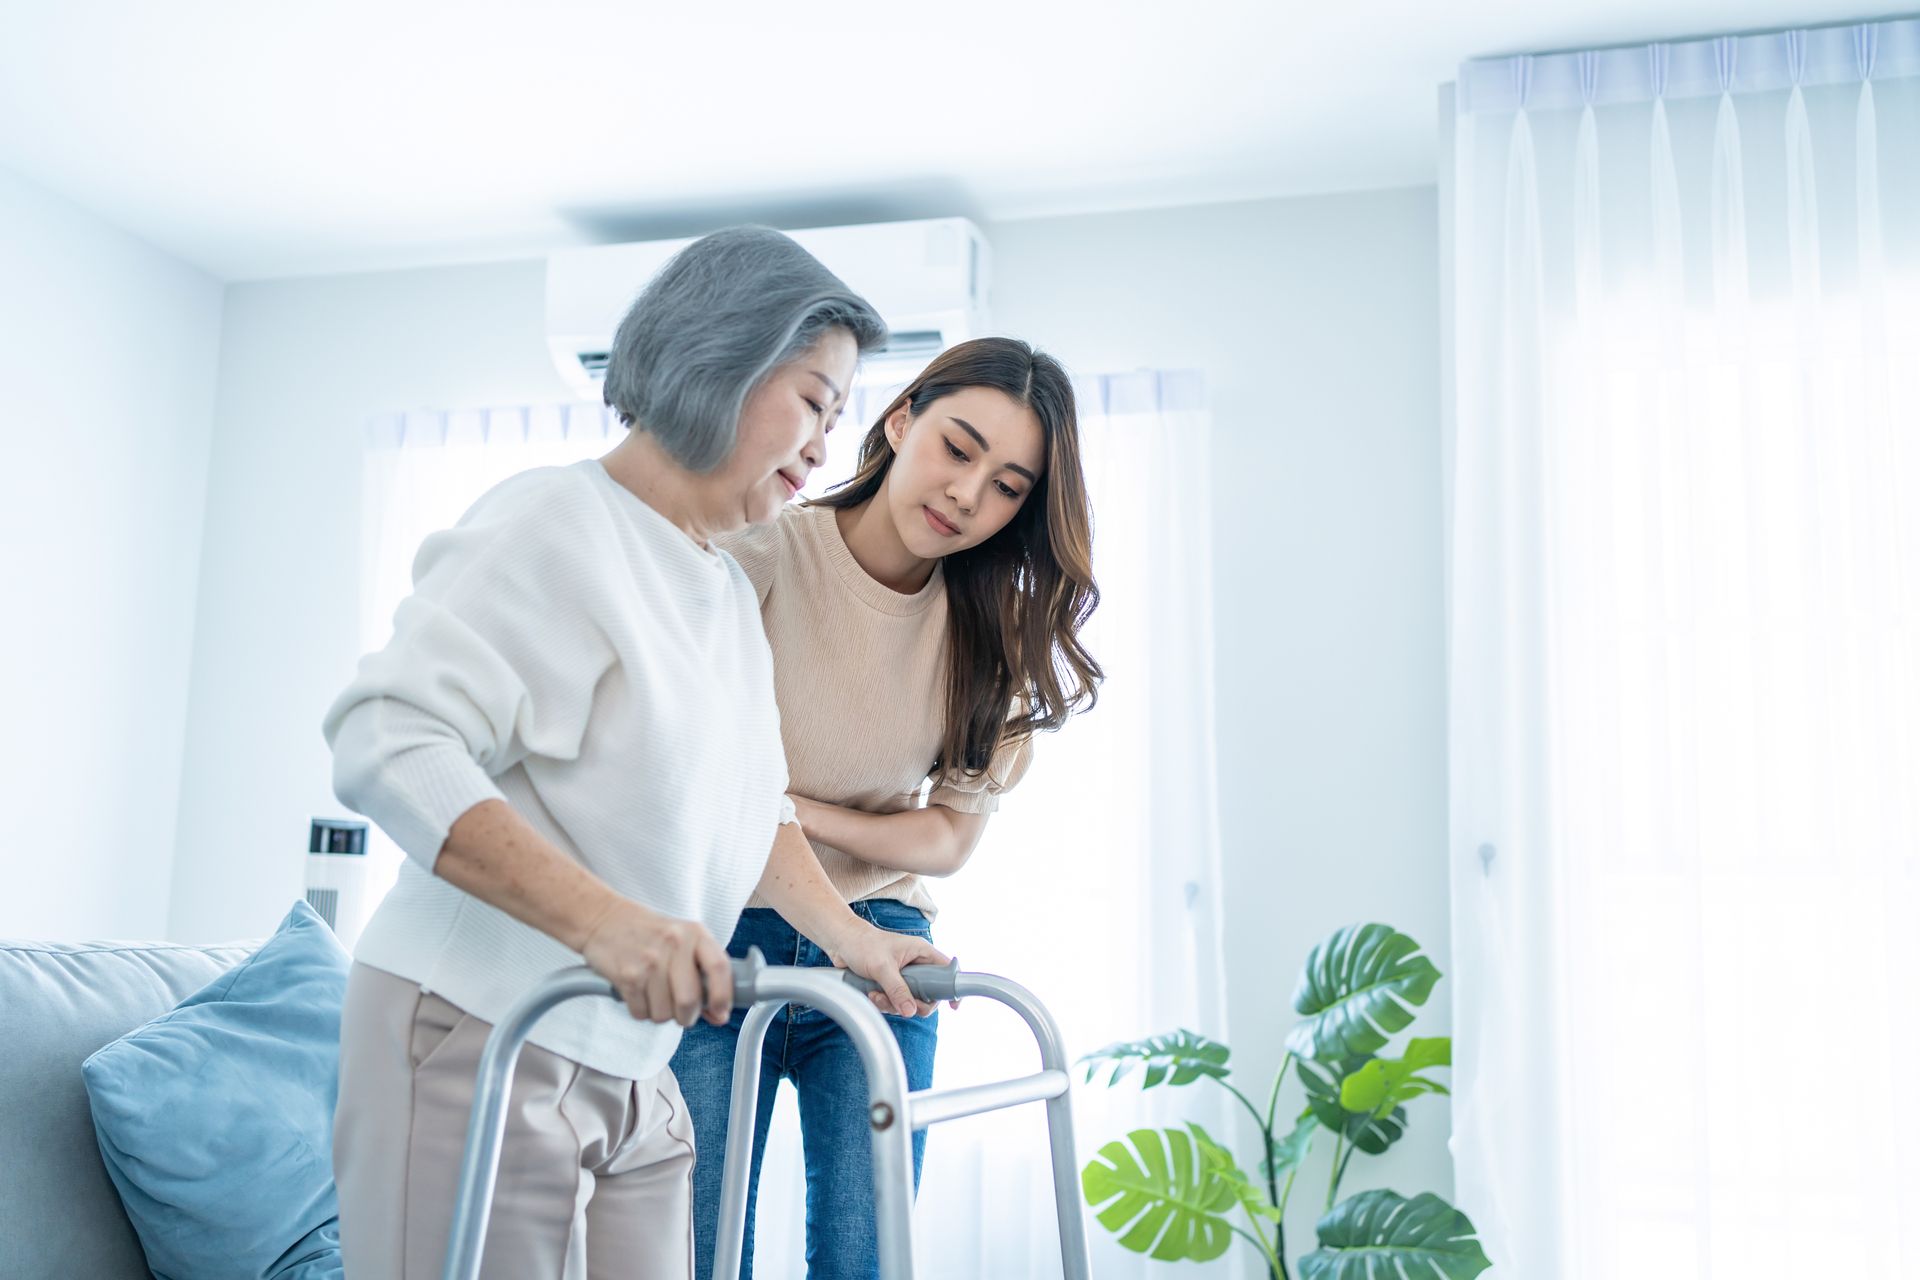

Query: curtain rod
left=1456, top=16, right=1920, bottom=114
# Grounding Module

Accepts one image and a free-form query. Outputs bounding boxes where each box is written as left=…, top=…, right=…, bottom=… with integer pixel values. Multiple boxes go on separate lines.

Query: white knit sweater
left=323, top=459, right=793, bottom=1079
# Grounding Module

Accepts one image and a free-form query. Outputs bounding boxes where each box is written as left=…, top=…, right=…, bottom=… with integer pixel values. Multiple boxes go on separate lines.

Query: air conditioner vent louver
left=876, top=329, right=945, bottom=359
left=574, top=331, right=949, bottom=387
left=305, top=887, right=340, bottom=928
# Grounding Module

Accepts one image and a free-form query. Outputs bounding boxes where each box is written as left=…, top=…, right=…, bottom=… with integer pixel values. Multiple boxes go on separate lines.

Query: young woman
left=323, top=227, right=948, bottom=1280
left=671, top=336, right=1103, bottom=1279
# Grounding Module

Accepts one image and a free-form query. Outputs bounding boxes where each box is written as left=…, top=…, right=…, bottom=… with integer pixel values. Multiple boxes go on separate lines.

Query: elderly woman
left=323, top=227, right=945, bottom=1280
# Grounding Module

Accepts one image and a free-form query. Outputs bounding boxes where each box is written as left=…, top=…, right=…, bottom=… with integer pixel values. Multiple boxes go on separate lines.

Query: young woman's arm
left=787, top=797, right=990, bottom=878
left=755, top=819, right=947, bottom=1015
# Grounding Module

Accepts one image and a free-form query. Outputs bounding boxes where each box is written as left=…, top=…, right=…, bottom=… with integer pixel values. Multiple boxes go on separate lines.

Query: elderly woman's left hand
left=827, top=922, right=950, bottom=1018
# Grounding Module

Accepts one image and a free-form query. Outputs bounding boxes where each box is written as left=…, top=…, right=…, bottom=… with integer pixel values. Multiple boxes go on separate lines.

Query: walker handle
left=727, top=948, right=960, bottom=1005
left=584, top=950, right=963, bottom=1010
left=838, top=957, right=962, bottom=1003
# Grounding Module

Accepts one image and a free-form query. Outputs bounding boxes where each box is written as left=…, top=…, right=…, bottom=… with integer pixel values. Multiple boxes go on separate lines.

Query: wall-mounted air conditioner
left=545, top=217, right=991, bottom=402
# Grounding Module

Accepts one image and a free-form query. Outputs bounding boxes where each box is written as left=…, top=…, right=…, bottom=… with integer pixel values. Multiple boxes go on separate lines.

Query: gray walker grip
left=441, top=951, right=1092, bottom=1280
left=839, top=956, right=963, bottom=1003
left=731, top=946, right=963, bottom=1005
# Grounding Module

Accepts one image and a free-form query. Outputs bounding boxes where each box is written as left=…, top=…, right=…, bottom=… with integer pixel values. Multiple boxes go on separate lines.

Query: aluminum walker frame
left=441, top=949, right=1093, bottom=1280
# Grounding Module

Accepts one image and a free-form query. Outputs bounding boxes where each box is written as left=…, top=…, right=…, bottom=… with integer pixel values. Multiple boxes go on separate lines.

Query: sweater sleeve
left=927, top=727, right=1036, bottom=815
left=322, top=474, right=618, bottom=870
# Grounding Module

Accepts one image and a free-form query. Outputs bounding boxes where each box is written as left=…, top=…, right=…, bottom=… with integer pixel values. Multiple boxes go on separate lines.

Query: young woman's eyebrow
left=948, top=417, right=1038, bottom=482
left=948, top=417, right=990, bottom=451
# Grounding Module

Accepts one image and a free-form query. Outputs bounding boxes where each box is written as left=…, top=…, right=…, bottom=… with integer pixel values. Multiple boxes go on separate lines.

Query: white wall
left=166, top=262, right=574, bottom=942
left=0, top=164, right=223, bottom=940
left=167, top=189, right=1452, bottom=1232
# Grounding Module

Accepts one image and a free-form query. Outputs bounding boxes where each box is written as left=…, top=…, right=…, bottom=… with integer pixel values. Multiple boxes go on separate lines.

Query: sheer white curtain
left=888, top=371, right=1235, bottom=1280
left=1449, top=21, right=1920, bottom=1278
left=357, top=371, right=1233, bottom=1277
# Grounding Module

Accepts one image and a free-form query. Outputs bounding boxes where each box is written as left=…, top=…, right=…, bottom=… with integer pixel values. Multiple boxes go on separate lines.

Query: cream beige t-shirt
left=721, top=502, right=1033, bottom=919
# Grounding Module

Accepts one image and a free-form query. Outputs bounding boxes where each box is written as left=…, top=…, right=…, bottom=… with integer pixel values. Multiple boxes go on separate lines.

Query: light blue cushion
left=0, top=935, right=256, bottom=1280
left=82, top=901, right=348, bottom=1280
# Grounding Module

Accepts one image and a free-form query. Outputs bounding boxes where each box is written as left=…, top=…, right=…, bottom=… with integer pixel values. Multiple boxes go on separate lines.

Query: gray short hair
left=602, top=226, right=889, bottom=473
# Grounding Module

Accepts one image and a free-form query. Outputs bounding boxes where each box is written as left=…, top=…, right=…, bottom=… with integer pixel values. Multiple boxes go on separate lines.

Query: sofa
left=0, top=934, right=258, bottom=1279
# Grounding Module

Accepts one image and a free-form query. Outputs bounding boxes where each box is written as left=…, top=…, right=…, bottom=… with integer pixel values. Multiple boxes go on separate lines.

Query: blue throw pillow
left=82, top=900, right=348, bottom=1280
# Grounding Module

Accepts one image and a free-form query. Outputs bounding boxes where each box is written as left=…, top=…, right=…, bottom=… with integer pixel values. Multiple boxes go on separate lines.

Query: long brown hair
left=812, top=337, right=1103, bottom=781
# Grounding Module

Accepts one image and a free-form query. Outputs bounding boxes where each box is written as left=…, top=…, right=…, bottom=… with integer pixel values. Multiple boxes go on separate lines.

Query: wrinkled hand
left=581, top=899, right=732, bottom=1027
left=827, top=921, right=952, bottom=1017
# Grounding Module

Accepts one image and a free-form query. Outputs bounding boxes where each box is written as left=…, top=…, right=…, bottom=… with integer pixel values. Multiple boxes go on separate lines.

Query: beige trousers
left=334, top=963, right=697, bottom=1280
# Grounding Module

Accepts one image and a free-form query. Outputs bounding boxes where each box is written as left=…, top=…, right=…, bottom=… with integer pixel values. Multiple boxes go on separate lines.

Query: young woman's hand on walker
left=823, top=918, right=950, bottom=1018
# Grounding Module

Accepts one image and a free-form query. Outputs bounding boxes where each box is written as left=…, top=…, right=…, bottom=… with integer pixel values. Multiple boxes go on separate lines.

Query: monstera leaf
left=1297, top=1056, right=1408, bottom=1155
left=1339, top=1037, right=1450, bottom=1118
left=1078, top=1029, right=1231, bottom=1089
left=1299, top=1190, right=1491, bottom=1280
left=1287, top=924, right=1441, bottom=1061
left=1081, top=1127, right=1242, bottom=1261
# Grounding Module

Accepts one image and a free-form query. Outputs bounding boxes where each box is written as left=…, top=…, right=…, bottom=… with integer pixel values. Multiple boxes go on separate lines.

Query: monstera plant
left=1078, top=924, right=1488, bottom=1280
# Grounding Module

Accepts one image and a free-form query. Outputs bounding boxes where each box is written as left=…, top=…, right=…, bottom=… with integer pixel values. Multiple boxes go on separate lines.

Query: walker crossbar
left=907, top=1070, right=1071, bottom=1127
left=442, top=952, right=1092, bottom=1280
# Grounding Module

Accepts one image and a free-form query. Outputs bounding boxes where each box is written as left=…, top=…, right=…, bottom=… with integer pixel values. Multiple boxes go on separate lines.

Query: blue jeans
left=671, top=902, right=939, bottom=1280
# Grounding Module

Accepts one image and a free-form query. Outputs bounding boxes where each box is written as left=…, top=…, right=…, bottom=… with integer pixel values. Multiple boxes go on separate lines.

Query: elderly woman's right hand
left=580, top=898, right=734, bottom=1028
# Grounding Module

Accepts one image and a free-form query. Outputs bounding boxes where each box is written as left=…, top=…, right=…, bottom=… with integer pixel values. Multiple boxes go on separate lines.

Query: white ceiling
left=0, top=0, right=1893, bottom=280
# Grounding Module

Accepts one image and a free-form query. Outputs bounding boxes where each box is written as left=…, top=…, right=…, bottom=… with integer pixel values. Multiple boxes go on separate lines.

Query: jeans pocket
left=728, top=908, right=798, bottom=961
left=857, top=899, right=933, bottom=941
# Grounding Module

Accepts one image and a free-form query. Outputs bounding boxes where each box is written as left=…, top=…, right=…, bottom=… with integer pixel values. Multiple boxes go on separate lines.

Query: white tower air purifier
left=306, top=818, right=371, bottom=950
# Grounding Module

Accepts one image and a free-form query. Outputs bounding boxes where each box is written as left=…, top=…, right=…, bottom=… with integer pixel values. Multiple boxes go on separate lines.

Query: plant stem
left=1216, top=1073, right=1292, bottom=1278
left=1228, top=1224, right=1269, bottom=1256
left=1331, top=1141, right=1358, bottom=1203
left=1235, top=1205, right=1286, bottom=1280
left=1263, top=1054, right=1293, bottom=1280
left=1228, top=1220, right=1274, bottom=1274
left=1219, top=1080, right=1269, bottom=1139
left=1265, top=1053, right=1293, bottom=1133
left=1223, top=1075, right=1292, bottom=1274
left=1325, top=1131, right=1345, bottom=1212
